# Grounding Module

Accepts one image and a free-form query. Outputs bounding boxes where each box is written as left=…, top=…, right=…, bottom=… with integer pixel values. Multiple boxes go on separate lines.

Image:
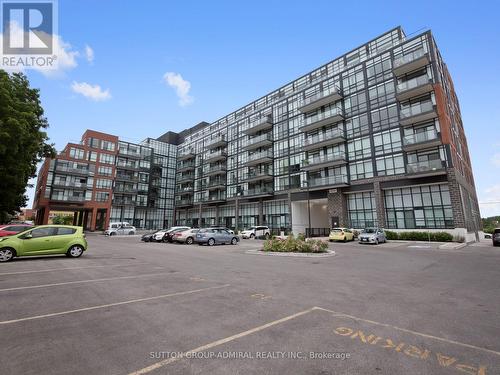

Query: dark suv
left=493, top=228, right=500, bottom=247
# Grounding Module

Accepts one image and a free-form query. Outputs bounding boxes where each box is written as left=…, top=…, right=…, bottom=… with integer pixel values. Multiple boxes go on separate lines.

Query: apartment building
left=172, top=27, right=481, bottom=241
left=34, top=130, right=177, bottom=231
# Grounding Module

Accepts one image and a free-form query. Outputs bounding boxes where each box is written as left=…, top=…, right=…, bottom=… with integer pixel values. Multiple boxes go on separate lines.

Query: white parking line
left=0, top=284, right=230, bottom=326
left=0, top=263, right=151, bottom=276
left=313, top=306, right=500, bottom=357
left=0, top=272, right=179, bottom=292
left=128, top=307, right=316, bottom=375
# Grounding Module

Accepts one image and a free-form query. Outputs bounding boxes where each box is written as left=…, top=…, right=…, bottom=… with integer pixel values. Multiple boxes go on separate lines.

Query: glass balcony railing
left=243, top=170, right=273, bottom=181
left=113, top=198, right=136, bottom=206
left=304, top=129, right=345, bottom=148
left=204, top=194, right=226, bottom=202
left=175, top=198, right=193, bottom=206
left=407, top=159, right=446, bottom=174
left=301, top=107, right=344, bottom=131
left=177, top=173, right=194, bottom=182
left=115, top=174, right=138, bottom=181
left=245, top=115, right=274, bottom=134
left=178, top=149, right=196, bottom=160
left=205, top=135, right=227, bottom=149
left=205, top=164, right=227, bottom=175
left=177, top=161, right=196, bottom=170
left=400, top=100, right=434, bottom=119
left=56, top=165, right=94, bottom=175
left=243, top=133, right=273, bottom=148
left=301, top=151, right=346, bottom=168
left=393, top=48, right=427, bottom=68
left=52, top=181, right=89, bottom=189
left=298, top=86, right=342, bottom=112
left=397, top=75, right=432, bottom=93
left=178, top=186, right=194, bottom=193
left=248, top=150, right=273, bottom=162
left=118, top=148, right=142, bottom=158
left=403, top=130, right=439, bottom=146
left=308, top=175, right=348, bottom=188
left=51, top=195, right=85, bottom=202
left=243, top=186, right=274, bottom=197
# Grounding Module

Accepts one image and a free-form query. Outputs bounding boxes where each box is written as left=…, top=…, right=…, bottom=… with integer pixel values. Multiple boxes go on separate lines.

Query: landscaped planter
left=262, top=236, right=329, bottom=253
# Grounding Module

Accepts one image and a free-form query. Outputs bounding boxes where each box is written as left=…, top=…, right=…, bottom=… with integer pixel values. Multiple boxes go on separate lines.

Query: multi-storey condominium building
left=34, top=130, right=177, bottom=231
left=34, top=27, right=481, bottom=240
left=172, top=27, right=481, bottom=241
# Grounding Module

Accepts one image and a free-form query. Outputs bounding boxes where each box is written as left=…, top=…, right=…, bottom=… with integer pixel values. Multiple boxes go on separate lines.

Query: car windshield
left=364, top=228, right=377, bottom=234
left=246, top=227, right=256, bottom=230
left=331, top=229, right=342, bottom=232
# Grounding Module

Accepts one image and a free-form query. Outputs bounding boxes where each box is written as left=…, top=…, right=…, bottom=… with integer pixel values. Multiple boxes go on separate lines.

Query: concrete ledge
left=438, top=242, right=467, bottom=250
left=245, top=249, right=336, bottom=257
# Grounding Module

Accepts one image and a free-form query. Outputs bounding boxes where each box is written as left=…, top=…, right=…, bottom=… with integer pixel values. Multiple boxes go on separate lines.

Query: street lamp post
left=302, top=179, right=311, bottom=238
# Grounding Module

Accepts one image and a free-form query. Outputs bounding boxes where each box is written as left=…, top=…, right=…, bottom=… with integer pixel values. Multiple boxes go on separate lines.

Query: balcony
left=177, top=161, right=196, bottom=173
left=400, top=101, right=437, bottom=127
left=242, top=133, right=273, bottom=151
left=298, top=86, right=343, bottom=113
left=406, top=159, right=447, bottom=177
left=52, top=181, right=89, bottom=190
left=55, top=165, right=93, bottom=176
left=205, top=150, right=227, bottom=163
left=402, top=131, right=441, bottom=152
left=177, top=173, right=194, bottom=183
left=112, top=198, right=136, bottom=206
left=207, top=179, right=226, bottom=191
left=308, top=175, right=349, bottom=190
left=396, top=75, right=434, bottom=101
left=205, top=164, right=227, bottom=177
left=243, top=186, right=274, bottom=198
left=301, top=152, right=347, bottom=171
left=115, top=173, right=139, bottom=182
left=205, top=135, right=227, bottom=150
left=244, top=150, right=274, bottom=167
left=242, top=170, right=274, bottom=183
left=175, top=198, right=194, bottom=207
left=203, top=194, right=226, bottom=204
left=116, top=162, right=139, bottom=171
left=50, top=195, right=85, bottom=203
left=300, top=107, right=344, bottom=133
left=118, top=148, right=142, bottom=159
left=303, top=129, right=345, bottom=151
left=393, top=49, right=430, bottom=76
left=244, top=115, right=273, bottom=135
left=178, top=149, right=196, bottom=161
left=114, top=186, right=138, bottom=194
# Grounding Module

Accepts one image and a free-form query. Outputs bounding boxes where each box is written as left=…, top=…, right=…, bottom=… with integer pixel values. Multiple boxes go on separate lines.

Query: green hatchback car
left=0, top=225, right=88, bottom=262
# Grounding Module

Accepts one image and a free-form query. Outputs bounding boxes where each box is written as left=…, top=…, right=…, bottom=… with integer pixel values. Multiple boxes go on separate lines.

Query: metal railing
left=244, top=186, right=274, bottom=196
left=302, top=151, right=346, bottom=167
left=397, top=75, right=432, bottom=93
left=244, top=133, right=273, bottom=147
left=244, top=170, right=273, bottom=180
left=299, top=85, right=342, bottom=107
left=308, top=174, right=348, bottom=187
left=403, top=130, right=439, bottom=146
left=247, top=150, right=273, bottom=162
left=302, top=107, right=343, bottom=127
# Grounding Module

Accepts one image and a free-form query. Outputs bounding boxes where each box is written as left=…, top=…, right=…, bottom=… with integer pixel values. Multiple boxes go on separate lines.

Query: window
left=371, top=104, right=398, bottom=133
left=347, top=192, right=377, bottom=228
left=349, top=160, right=373, bottom=181
left=87, top=151, right=97, bottom=162
left=102, top=140, right=115, bottom=151
left=376, top=154, right=405, bottom=176
left=345, top=114, right=369, bottom=139
left=368, top=80, right=395, bottom=109
left=99, top=153, right=115, bottom=165
left=69, top=147, right=85, bottom=160
left=28, top=227, right=57, bottom=238
left=373, top=128, right=402, bottom=155
left=98, top=166, right=113, bottom=176
left=366, top=54, right=393, bottom=86
left=95, top=191, right=110, bottom=202
left=57, top=227, right=76, bottom=235
left=96, top=179, right=112, bottom=189
left=344, top=91, right=367, bottom=117
left=384, top=184, right=453, bottom=229
left=347, top=136, right=372, bottom=160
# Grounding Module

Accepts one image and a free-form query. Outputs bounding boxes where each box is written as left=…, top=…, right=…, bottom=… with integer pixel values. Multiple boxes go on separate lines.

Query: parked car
left=0, top=225, right=87, bottom=262
left=173, top=229, right=200, bottom=244
left=195, top=228, right=239, bottom=246
left=153, top=226, right=190, bottom=242
left=329, top=228, right=354, bottom=242
left=240, top=226, right=271, bottom=239
left=141, top=230, right=165, bottom=242
left=0, top=224, right=33, bottom=237
left=358, top=228, right=386, bottom=245
left=105, top=224, right=136, bottom=236
left=484, top=233, right=492, bottom=239
left=493, top=229, right=500, bottom=247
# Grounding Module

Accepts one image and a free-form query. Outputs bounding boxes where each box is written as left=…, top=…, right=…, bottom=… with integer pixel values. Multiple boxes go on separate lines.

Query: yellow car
left=329, top=228, right=354, bottom=242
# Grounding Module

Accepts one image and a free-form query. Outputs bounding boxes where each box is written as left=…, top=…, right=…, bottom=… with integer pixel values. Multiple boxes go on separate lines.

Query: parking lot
left=1, top=235, right=499, bottom=374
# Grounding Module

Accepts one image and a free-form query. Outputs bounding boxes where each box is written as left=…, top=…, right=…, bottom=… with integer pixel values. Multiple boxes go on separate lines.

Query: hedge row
left=384, top=230, right=454, bottom=242
left=263, top=236, right=328, bottom=253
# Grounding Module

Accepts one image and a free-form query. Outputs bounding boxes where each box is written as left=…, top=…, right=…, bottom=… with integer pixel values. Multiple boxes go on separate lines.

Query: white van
left=105, top=222, right=136, bottom=236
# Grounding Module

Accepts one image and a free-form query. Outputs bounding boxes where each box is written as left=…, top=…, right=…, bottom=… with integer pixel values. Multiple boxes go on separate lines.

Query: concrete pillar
left=327, top=189, right=348, bottom=227
left=287, top=192, right=292, bottom=234
left=235, top=198, right=240, bottom=232
left=373, top=181, right=386, bottom=228
left=258, top=199, right=264, bottom=225
left=90, top=208, right=98, bottom=231
left=215, top=205, right=220, bottom=226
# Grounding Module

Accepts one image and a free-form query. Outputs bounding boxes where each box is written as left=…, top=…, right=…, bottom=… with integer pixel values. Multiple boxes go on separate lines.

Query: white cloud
left=479, top=184, right=500, bottom=218
left=71, top=81, right=111, bottom=101
left=491, top=153, right=500, bottom=168
left=163, top=72, right=194, bottom=106
left=85, top=44, right=94, bottom=64
left=0, top=21, right=79, bottom=77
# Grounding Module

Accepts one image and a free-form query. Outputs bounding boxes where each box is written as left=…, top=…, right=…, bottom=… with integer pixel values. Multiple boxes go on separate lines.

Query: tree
left=0, top=70, right=56, bottom=223
left=52, top=214, right=73, bottom=225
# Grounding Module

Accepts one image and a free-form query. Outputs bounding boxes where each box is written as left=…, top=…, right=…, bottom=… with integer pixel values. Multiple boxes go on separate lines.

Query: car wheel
left=128, top=231, right=134, bottom=235
left=250, top=233, right=255, bottom=239
left=67, top=245, right=84, bottom=258
left=186, top=237, right=194, bottom=245
left=208, top=238, right=215, bottom=246
left=375, top=239, right=379, bottom=245
left=109, top=232, right=116, bottom=236
left=264, top=233, right=270, bottom=240
left=0, top=248, right=15, bottom=262
left=231, top=237, right=238, bottom=245
left=343, top=236, right=347, bottom=243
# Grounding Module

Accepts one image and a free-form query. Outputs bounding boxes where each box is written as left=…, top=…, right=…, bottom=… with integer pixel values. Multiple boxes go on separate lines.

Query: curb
left=245, top=249, right=336, bottom=258
left=438, top=242, right=467, bottom=250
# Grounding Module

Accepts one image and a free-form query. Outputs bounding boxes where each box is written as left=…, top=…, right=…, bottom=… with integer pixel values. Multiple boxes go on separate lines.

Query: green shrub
left=262, top=236, right=328, bottom=253
left=384, top=230, right=399, bottom=240
left=383, top=231, right=454, bottom=242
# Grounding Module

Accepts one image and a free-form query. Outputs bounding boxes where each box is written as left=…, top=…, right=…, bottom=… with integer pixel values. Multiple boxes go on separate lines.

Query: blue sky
left=19, top=0, right=500, bottom=216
